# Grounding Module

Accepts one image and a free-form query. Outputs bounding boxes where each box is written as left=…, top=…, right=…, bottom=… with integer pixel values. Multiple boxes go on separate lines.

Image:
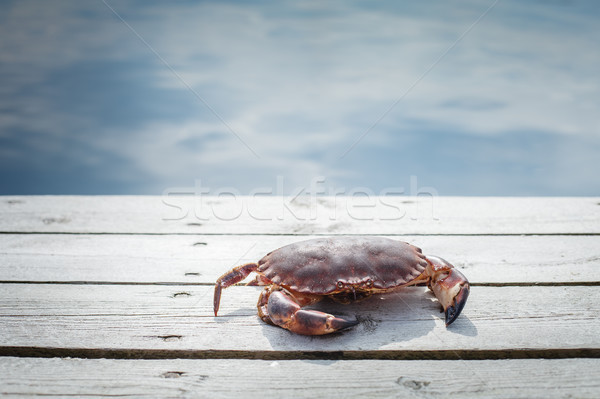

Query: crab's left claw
left=265, top=289, right=358, bottom=335
left=425, top=256, right=470, bottom=326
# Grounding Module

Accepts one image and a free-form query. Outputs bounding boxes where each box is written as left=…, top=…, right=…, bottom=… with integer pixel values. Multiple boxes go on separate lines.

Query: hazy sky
left=1, top=0, right=598, bottom=195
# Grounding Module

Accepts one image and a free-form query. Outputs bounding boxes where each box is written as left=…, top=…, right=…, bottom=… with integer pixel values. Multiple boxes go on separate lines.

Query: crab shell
left=257, top=236, right=429, bottom=295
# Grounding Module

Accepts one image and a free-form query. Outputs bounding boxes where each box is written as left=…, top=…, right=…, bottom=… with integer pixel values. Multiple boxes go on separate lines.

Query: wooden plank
left=1, top=196, right=599, bottom=234
left=1, top=357, right=599, bottom=398
left=1, top=284, right=598, bottom=352
left=1, top=234, right=599, bottom=284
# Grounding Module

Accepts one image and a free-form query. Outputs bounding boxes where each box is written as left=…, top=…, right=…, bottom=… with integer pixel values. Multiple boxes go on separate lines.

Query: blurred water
left=0, top=0, right=598, bottom=195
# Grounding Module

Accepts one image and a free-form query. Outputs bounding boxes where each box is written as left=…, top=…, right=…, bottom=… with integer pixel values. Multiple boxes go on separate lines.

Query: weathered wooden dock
left=1, top=196, right=599, bottom=397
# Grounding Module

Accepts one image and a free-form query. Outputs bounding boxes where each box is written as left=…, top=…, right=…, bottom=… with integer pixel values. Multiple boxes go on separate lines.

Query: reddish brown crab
left=214, top=237, right=470, bottom=335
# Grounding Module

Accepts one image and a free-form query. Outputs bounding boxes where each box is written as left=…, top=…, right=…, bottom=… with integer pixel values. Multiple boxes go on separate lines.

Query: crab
left=213, top=236, right=470, bottom=335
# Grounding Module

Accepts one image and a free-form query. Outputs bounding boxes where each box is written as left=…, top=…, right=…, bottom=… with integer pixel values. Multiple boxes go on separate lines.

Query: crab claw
left=426, top=256, right=470, bottom=326
left=444, top=282, right=469, bottom=326
left=267, top=290, right=358, bottom=335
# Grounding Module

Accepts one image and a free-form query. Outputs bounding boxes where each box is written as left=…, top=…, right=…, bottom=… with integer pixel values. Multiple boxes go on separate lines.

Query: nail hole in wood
left=162, top=371, right=186, bottom=378
left=157, top=335, right=183, bottom=342
left=396, top=377, right=430, bottom=390
left=42, top=217, right=70, bottom=224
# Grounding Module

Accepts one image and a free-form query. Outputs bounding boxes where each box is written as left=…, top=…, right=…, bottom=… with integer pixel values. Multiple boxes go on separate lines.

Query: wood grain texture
left=1, top=357, right=599, bottom=398
left=1, top=196, right=599, bottom=234
left=1, top=284, right=598, bottom=353
left=1, top=196, right=599, bottom=398
left=1, top=234, right=598, bottom=284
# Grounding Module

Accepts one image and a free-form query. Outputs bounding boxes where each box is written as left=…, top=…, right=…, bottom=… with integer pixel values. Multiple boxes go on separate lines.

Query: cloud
left=0, top=0, right=598, bottom=194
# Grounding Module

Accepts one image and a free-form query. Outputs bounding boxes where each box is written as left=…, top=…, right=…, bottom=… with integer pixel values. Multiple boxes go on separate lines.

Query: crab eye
left=337, top=281, right=344, bottom=289
left=366, top=279, right=373, bottom=287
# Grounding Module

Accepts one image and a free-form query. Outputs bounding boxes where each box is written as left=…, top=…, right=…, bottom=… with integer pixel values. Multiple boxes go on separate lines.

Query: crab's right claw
left=444, top=282, right=469, bottom=326
left=426, top=256, right=470, bottom=326
left=268, top=290, right=358, bottom=335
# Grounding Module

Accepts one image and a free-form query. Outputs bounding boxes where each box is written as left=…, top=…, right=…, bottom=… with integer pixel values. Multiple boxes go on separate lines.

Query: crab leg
left=214, top=263, right=258, bottom=316
left=424, top=256, right=470, bottom=326
left=262, top=288, right=358, bottom=335
left=245, top=274, right=272, bottom=286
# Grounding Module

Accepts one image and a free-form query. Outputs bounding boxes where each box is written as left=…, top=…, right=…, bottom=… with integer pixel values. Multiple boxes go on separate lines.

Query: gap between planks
left=2, top=347, right=600, bottom=361
left=2, top=231, right=600, bottom=236
left=1, top=281, right=599, bottom=287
